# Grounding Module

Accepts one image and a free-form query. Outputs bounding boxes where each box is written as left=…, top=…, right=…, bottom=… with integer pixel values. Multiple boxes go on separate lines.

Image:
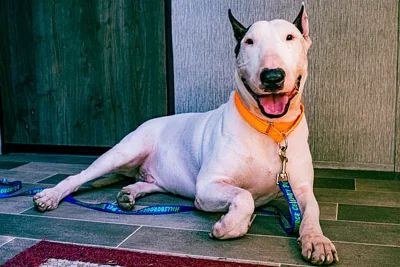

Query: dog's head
left=229, top=5, right=312, bottom=121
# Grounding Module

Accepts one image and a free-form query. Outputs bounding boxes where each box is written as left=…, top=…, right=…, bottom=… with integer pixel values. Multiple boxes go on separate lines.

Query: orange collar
left=234, top=91, right=304, bottom=143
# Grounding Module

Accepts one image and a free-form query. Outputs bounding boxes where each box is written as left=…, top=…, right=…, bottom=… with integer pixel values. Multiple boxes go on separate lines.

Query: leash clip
left=276, top=135, right=289, bottom=184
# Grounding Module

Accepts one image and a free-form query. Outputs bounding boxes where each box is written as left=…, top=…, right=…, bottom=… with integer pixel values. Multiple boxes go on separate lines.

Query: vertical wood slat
left=309, top=0, right=397, bottom=171
left=172, top=0, right=398, bottom=171
left=396, top=0, right=400, bottom=173
left=1, top=0, right=167, bottom=147
left=0, top=0, right=12, bottom=154
left=2, top=0, right=39, bottom=144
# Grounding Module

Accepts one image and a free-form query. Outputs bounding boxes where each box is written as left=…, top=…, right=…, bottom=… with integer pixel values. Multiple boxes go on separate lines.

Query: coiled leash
left=0, top=172, right=300, bottom=233
left=0, top=178, right=195, bottom=215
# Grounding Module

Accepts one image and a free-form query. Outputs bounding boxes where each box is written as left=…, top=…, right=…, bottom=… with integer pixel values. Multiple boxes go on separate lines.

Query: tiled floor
left=0, top=153, right=399, bottom=266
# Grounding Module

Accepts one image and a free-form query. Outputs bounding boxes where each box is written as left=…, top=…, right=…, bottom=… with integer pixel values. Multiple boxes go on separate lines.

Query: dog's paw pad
left=210, top=214, right=250, bottom=240
left=33, top=189, right=60, bottom=212
left=116, top=190, right=135, bottom=211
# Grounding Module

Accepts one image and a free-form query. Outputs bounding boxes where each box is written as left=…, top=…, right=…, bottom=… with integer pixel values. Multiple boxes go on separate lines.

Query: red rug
left=4, top=240, right=272, bottom=267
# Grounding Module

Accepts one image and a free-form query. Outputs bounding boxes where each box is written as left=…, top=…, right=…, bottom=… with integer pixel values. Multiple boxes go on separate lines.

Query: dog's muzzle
left=242, top=75, right=302, bottom=118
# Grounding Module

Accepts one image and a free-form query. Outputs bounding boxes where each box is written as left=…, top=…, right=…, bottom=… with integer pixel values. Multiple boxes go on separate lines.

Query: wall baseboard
left=313, top=161, right=394, bottom=172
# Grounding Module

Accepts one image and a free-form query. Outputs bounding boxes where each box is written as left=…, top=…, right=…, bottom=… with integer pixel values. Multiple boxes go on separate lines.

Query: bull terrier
left=34, top=4, right=339, bottom=265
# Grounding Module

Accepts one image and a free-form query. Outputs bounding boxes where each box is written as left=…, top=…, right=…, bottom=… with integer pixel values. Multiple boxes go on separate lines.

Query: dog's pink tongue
left=259, top=94, right=289, bottom=115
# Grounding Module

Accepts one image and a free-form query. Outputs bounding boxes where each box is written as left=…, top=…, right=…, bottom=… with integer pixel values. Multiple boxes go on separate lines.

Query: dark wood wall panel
left=0, top=0, right=12, bottom=153
left=1, top=0, right=167, bottom=147
left=172, top=0, right=398, bottom=171
left=2, top=0, right=39, bottom=144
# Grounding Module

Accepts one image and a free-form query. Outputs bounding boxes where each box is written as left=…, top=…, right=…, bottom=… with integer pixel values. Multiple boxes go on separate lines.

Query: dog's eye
left=244, top=39, right=254, bottom=45
left=286, top=34, right=294, bottom=41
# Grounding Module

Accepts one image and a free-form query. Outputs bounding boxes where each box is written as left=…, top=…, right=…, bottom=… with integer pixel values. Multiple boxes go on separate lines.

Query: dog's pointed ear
left=293, top=3, right=310, bottom=40
left=228, top=9, right=247, bottom=41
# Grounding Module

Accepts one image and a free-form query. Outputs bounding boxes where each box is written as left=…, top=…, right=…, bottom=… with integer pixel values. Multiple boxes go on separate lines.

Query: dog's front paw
left=33, top=188, right=61, bottom=212
left=210, top=214, right=251, bottom=240
left=298, top=233, right=339, bottom=265
left=116, top=187, right=135, bottom=211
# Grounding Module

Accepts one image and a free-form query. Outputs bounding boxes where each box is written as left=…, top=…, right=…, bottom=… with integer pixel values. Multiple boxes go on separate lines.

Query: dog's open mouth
left=242, top=76, right=301, bottom=118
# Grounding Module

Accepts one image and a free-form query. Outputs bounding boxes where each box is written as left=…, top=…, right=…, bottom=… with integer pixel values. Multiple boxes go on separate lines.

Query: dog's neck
left=234, top=90, right=304, bottom=143
left=234, top=70, right=303, bottom=123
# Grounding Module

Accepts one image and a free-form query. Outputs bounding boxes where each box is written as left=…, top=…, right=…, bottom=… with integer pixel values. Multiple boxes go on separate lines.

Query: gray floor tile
left=119, top=226, right=312, bottom=266
left=0, top=237, right=39, bottom=264
left=356, top=179, right=400, bottom=193
left=0, top=161, right=29, bottom=170
left=38, top=174, right=70, bottom=184
left=23, top=203, right=221, bottom=232
left=319, top=202, right=337, bottom=221
left=334, top=242, right=399, bottom=267
left=37, top=174, right=133, bottom=190
left=0, top=170, right=57, bottom=183
left=248, top=215, right=288, bottom=237
left=268, top=199, right=337, bottom=221
left=321, top=220, right=400, bottom=246
left=0, top=214, right=139, bottom=247
left=0, top=182, right=54, bottom=214
left=0, top=236, right=14, bottom=246
left=337, top=204, right=400, bottom=224
left=252, top=216, right=400, bottom=247
left=0, top=196, right=36, bottom=214
left=0, top=153, right=398, bottom=267
left=314, top=177, right=355, bottom=190
left=12, top=162, right=89, bottom=175
left=314, top=188, right=400, bottom=207
left=0, top=153, right=97, bottom=165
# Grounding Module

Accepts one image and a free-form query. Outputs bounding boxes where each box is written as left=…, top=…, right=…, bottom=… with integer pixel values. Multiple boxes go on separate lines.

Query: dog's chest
left=235, top=139, right=284, bottom=202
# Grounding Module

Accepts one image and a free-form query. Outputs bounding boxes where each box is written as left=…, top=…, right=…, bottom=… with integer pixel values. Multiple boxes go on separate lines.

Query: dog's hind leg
left=195, top=181, right=255, bottom=239
left=33, top=129, right=153, bottom=212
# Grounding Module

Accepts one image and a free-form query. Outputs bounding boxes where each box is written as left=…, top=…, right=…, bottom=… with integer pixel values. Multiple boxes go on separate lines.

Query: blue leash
left=0, top=178, right=301, bottom=234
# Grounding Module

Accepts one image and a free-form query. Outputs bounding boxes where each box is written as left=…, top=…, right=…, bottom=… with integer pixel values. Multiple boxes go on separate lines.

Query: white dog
left=34, top=5, right=338, bottom=265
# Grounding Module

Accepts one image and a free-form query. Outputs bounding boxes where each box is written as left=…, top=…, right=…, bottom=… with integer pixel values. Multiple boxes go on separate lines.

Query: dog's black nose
left=260, top=68, right=285, bottom=91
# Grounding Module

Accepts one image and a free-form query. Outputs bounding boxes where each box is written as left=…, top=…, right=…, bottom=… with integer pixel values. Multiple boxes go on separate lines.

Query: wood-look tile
left=333, top=241, right=399, bottom=267
left=321, top=220, right=400, bottom=247
left=121, top=226, right=398, bottom=266
left=314, top=188, right=400, bottom=207
left=37, top=174, right=133, bottom=190
left=248, top=215, right=288, bottom=237
left=337, top=204, right=400, bottom=224
left=0, top=153, right=97, bottom=165
left=12, top=162, right=88, bottom=174
left=251, top=216, right=400, bottom=247
left=314, top=177, right=355, bottom=190
left=0, top=161, right=29, bottom=170
left=314, top=169, right=396, bottom=180
left=267, top=199, right=337, bottom=221
left=0, top=196, right=36, bottom=214
left=0, top=237, right=39, bottom=264
left=119, top=226, right=311, bottom=266
left=0, top=214, right=139, bottom=247
left=37, top=174, right=69, bottom=184
left=0, top=170, right=56, bottom=183
left=22, top=203, right=221, bottom=232
left=356, top=179, right=400, bottom=193
left=0, top=236, right=14, bottom=247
